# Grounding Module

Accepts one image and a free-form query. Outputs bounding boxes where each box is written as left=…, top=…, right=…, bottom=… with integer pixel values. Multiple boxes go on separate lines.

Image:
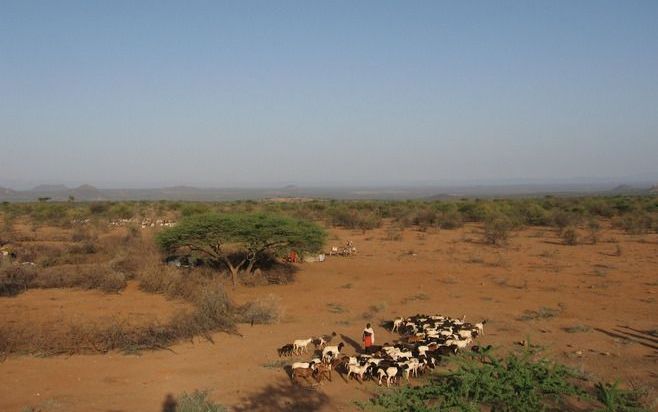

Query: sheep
left=322, top=342, right=345, bottom=362
left=277, top=344, right=295, bottom=357
left=293, top=338, right=313, bottom=355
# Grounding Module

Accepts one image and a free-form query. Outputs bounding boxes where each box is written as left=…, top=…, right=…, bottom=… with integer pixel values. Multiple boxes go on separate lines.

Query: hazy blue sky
left=1, top=1, right=657, bottom=188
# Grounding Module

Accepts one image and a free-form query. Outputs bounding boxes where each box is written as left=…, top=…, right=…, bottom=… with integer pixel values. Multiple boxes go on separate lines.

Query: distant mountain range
left=0, top=182, right=655, bottom=202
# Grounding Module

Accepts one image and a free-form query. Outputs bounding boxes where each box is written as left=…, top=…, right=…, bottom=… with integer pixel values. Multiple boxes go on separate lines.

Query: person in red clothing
left=362, top=323, right=375, bottom=353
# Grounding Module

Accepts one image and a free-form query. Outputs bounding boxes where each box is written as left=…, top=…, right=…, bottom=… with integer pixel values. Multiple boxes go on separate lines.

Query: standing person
left=362, top=323, right=375, bottom=353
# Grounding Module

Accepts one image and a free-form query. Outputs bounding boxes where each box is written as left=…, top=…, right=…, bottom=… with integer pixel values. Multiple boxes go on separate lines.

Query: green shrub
left=550, top=209, right=580, bottom=232
left=595, top=381, right=651, bottom=412
left=615, top=212, right=653, bottom=235
left=587, top=218, right=602, bottom=244
left=483, top=214, right=514, bottom=245
left=176, top=390, right=227, bottom=412
left=329, top=207, right=382, bottom=231
left=437, top=210, right=463, bottom=229
left=181, top=203, right=211, bottom=217
left=360, top=351, right=585, bottom=411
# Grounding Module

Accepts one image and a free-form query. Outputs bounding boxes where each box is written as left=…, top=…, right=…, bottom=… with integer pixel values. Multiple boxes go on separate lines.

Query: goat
left=322, top=342, right=345, bottom=362
left=474, top=321, right=486, bottom=336
left=277, top=343, right=294, bottom=357
left=293, top=338, right=313, bottom=355
left=392, top=317, right=403, bottom=332
left=291, top=358, right=321, bottom=370
left=377, top=366, right=399, bottom=387
left=314, top=363, right=332, bottom=383
left=312, top=336, right=327, bottom=349
left=346, top=363, right=369, bottom=382
left=292, top=367, right=316, bottom=384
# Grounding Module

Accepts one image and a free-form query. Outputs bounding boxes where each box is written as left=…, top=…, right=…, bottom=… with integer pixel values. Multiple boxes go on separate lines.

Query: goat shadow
left=594, top=327, right=658, bottom=351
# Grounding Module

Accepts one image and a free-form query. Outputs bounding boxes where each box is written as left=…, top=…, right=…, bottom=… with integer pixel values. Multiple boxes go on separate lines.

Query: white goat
left=322, top=342, right=345, bottom=362
left=347, top=363, right=369, bottom=381
left=377, top=367, right=399, bottom=387
left=293, top=338, right=313, bottom=355
left=392, top=317, right=403, bottom=332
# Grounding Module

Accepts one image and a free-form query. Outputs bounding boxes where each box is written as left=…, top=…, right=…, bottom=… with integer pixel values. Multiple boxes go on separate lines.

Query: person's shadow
left=340, top=333, right=362, bottom=354
left=162, top=393, right=177, bottom=412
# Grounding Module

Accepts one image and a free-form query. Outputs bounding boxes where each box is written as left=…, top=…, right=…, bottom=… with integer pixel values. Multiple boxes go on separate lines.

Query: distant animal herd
left=278, top=314, right=487, bottom=386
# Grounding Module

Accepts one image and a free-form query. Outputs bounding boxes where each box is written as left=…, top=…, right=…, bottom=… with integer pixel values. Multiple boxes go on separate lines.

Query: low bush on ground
left=329, top=207, right=382, bottom=231
left=561, top=226, right=579, bottom=245
left=236, top=294, right=283, bottom=325
left=0, top=281, right=239, bottom=355
left=175, top=390, right=227, bottom=412
left=0, top=266, right=37, bottom=296
left=614, top=212, right=654, bottom=235
left=483, top=214, right=514, bottom=245
left=437, top=210, right=463, bottom=229
left=519, top=306, right=562, bottom=321
left=0, top=266, right=284, bottom=355
left=31, top=264, right=127, bottom=293
left=595, top=381, right=654, bottom=412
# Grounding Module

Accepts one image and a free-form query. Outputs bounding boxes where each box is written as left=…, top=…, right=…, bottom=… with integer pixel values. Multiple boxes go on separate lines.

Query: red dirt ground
left=1, top=224, right=656, bottom=411
left=0, top=282, right=192, bottom=331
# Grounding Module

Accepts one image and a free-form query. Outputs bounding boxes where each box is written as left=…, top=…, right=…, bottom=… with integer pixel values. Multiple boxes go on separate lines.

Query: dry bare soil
left=1, top=224, right=657, bottom=411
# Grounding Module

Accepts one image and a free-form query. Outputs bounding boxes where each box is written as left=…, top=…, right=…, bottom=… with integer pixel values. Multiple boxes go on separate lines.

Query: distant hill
left=32, top=184, right=69, bottom=192
left=0, top=186, right=18, bottom=196
left=0, top=182, right=655, bottom=202
left=70, top=185, right=103, bottom=200
left=607, top=184, right=653, bottom=195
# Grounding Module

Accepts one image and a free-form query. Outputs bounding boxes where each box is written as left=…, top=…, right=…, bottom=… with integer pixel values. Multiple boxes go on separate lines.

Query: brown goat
left=292, top=367, right=316, bottom=385
left=315, top=363, right=332, bottom=383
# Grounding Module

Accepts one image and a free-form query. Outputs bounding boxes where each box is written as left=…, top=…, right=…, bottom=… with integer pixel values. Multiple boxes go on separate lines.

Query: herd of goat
left=277, top=314, right=487, bottom=387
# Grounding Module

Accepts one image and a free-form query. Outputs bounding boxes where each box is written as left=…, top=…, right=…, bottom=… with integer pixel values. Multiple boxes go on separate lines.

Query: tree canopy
left=156, top=212, right=326, bottom=286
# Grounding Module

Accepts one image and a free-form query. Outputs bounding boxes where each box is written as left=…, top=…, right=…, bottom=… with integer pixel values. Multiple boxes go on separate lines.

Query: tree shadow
left=233, top=381, right=331, bottom=412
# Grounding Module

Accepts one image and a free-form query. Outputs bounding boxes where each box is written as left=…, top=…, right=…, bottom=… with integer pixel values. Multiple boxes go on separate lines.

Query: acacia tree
left=156, top=213, right=326, bottom=287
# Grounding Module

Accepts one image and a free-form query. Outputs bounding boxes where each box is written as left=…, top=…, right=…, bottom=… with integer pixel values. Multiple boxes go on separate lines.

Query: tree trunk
left=245, top=259, right=256, bottom=275
left=222, top=257, right=247, bottom=289
left=228, top=266, right=239, bottom=288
